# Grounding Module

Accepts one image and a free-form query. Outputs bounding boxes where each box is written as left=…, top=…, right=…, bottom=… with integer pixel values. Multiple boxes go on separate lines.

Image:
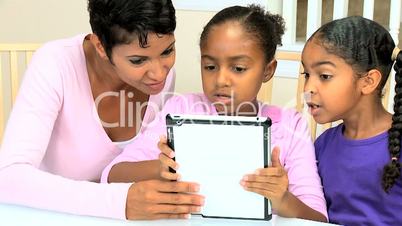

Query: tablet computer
left=166, top=114, right=272, bottom=220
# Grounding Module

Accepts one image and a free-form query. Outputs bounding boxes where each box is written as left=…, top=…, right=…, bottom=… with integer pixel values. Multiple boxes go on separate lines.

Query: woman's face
left=110, top=33, right=176, bottom=95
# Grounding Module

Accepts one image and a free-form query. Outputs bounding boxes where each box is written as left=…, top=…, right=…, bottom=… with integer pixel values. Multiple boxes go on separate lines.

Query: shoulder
left=315, top=124, right=342, bottom=145
left=162, top=93, right=213, bottom=115
left=260, top=104, right=305, bottom=127
left=165, top=93, right=207, bottom=106
left=23, top=34, right=86, bottom=86
left=314, top=124, right=343, bottom=155
left=32, top=34, right=85, bottom=63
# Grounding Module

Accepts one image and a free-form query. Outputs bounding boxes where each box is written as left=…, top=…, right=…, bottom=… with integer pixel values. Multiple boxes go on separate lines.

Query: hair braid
left=383, top=50, right=402, bottom=192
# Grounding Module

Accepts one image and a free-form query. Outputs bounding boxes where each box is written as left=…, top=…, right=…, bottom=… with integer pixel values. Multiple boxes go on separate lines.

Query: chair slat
left=257, top=79, right=273, bottom=104
left=0, top=58, right=4, bottom=143
left=25, top=51, right=34, bottom=65
left=296, top=64, right=305, bottom=113
left=310, top=117, right=318, bottom=140
left=0, top=44, right=41, bottom=51
left=10, top=51, right=19, bottom=104
left=0, top=44, right=41, bottom=145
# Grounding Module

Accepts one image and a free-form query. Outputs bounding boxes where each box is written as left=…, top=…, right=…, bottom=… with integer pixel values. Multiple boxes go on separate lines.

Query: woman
left=0, top=0, right=203, bottom=220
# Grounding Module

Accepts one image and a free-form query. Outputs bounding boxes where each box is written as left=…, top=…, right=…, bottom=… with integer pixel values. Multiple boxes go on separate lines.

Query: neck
left=218, top=99, right=259, bottom=116
left=84, top=37, right=129, bottom=92
left=343, top=97, right=392, bottom=139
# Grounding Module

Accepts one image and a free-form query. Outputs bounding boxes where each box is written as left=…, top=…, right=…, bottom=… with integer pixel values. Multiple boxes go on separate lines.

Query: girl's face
left=301, top=40, right=364, bottom=124
left=110, top=33, right=176, bottom=95
left=200, top=22, right=276, bottom=115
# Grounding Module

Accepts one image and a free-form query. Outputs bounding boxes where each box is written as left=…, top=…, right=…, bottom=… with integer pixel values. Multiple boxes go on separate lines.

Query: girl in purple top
left=105, top=5, right=327, bottom=222
left=302, top=16, right=402, bottom=225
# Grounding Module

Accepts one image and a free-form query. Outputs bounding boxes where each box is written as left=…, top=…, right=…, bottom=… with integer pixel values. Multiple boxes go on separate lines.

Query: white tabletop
left=0, top=203, right=336, bottom=226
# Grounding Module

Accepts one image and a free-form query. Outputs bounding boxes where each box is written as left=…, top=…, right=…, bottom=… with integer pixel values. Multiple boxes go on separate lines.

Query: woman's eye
left=161, top=47, right=174, bottom=56
left=320, top=74, right=332, bottom=80
left=233, top=66, right=247, bottom=73
left=129, top=58, right=146, bottom=65
left=301, top=72, right=310, bottom=79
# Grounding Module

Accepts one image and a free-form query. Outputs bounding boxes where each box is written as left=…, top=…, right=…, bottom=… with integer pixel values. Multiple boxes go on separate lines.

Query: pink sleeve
left=280, top=110, right=328, bottom=220
left=0, top=44, right=131, bottom=219
left=100, top=96, right=182, bottom=183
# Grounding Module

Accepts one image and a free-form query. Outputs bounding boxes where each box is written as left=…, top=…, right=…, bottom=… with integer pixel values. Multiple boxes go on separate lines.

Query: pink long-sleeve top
left=102, top=93, right=328, bottom=218
left=0, top=34, right=175, bottom=219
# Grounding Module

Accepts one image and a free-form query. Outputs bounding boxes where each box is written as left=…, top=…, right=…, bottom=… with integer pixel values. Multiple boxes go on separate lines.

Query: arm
left=241, top=147, right=326, bottom=222
left=108, top=160, right=161, bottom=183
left=241, top=110, right=327, bottom=222
left=102, top=94, right=179, bottom=183
left=103, top=124, right=166, bottom=183
left=0, top=44, right=130, bottom=219
left=102, top=94, right=207, bottom=219
left=278, top=110, right=328, bottom=221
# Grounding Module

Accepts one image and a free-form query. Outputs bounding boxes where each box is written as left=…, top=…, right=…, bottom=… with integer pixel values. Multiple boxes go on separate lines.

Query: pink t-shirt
left=0, top=34, right=175, bottom=219
left=102, top=93, right=328, bottom=218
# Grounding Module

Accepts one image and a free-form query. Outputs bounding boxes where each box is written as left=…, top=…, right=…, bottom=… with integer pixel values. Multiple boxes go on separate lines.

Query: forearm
left=108, top=160, right=162, bottom=183
left=0, top=164, right=130, bottom=219
left=275, top=191, right=327, bottom=222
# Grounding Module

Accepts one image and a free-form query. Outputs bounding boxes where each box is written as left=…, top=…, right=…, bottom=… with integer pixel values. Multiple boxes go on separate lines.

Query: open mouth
left=146, top=81, right=165, bottom=91
left=215, top=93, right=231, bottom=98
left=214, top=93, right=232, bottom=104
left=307, top=102, right=320, bottom=109
left=306, top=102, right=322, bottom=116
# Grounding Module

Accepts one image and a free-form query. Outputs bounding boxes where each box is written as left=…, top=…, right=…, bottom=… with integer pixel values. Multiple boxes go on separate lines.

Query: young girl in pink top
left=104, top=5, right=327, bottom=222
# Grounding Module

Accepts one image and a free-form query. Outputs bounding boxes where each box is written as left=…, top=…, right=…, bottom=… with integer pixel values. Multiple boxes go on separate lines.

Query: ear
left=360, top=69, right=382, bottom=95
left=263, top=59, right=277, bottom=83
left=89, top=34, right=108, bottom=59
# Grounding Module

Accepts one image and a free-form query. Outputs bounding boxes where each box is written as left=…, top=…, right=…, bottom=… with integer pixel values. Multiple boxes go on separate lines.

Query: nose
left=303, top=78, right=317, bottom=101
left=148, top=60, right=167, bottom=81
left=304, top=77, right=317, bottom=95
left=216, top=68, right=231, bottom=87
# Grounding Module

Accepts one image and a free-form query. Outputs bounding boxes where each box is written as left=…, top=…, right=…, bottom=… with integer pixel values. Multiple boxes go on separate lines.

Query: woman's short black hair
left=88, top=0, right=176, bottom=58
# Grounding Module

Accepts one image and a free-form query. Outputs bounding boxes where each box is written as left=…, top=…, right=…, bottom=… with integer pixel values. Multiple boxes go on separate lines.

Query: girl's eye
left=301, top=72, right=310, bottom=79
left=233, top=66, right=247, bottom=73
left=320, top=74, right=332, bottom=80
left=203, top=65, right=216, bottom=71
left=129, top=58, right=146, bottom=65
left=161, top=47, right=175, bottom=56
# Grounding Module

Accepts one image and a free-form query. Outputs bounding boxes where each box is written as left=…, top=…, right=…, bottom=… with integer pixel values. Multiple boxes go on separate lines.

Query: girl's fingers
left=159, top=153, right=179, bottom=170
left=241, top=181, right=272, bottom=190
left=242, top=175, right=281, bottom=184
left=243, top=186, right=273, bottom=199
left=161, top=171, right=181, bottom=181
left=254, top=167, right=286, bottom=177
left=158, top=137, right=175, bottom=158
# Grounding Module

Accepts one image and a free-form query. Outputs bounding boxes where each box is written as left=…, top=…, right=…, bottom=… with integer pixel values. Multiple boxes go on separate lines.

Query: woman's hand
left=158, top=136, right=181, bottom=181
left=126, top=180, right=204, bottom=220
left=240, top=147, right=289, bottom=210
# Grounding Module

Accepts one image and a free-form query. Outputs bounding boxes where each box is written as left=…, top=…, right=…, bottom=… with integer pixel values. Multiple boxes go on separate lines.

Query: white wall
left=0, top=0, right=90, bottom=42
left=0, top=0, right=294, bottom=105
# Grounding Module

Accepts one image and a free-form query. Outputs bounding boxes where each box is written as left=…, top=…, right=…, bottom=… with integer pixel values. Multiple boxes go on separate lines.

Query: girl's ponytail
left=383, top=47, right=402, bottom=192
